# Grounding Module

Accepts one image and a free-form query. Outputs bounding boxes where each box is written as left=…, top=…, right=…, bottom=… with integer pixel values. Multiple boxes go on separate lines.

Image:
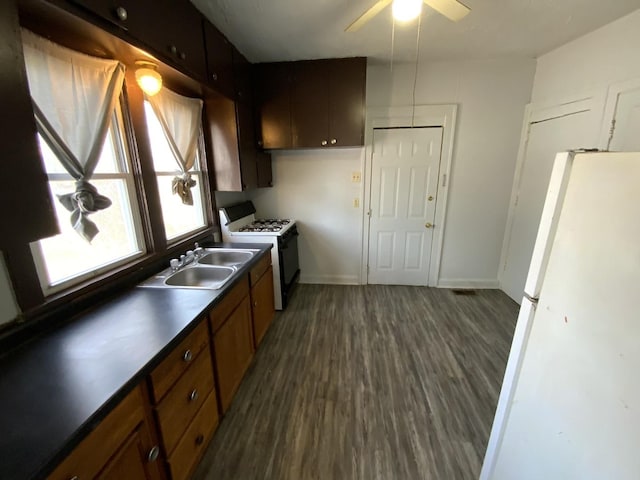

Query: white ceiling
left=191, top=0, right=639, bottom=64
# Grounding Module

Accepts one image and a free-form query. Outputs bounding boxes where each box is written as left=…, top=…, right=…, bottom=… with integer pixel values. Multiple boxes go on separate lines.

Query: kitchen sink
left=164, top=266, right=235, bottom=289
left=138, top=248, right=261, bottom=290
left=197, top=249, right=254, bottom=266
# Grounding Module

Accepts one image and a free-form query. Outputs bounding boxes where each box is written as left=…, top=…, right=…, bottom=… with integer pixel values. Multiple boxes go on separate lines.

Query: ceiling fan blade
left=423, top=0, right=470, bottom=21
left=345, top=0, right=393, bottom=32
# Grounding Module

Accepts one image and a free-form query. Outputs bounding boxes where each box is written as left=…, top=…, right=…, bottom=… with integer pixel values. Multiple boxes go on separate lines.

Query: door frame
left=599, top=76, right=640, bottom=150
left=497, top=91, right=606, bottom=291
left=360, top=105, right=457, bottom=286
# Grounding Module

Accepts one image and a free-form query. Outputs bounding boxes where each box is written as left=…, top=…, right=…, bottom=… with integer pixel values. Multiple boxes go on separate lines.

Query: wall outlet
left=353, top=198, right=360, bottom=208
left=351, top=172, right=362, bottom=183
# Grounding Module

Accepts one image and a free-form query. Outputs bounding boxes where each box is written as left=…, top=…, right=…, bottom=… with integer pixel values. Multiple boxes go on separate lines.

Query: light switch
left=351, top=172, right=361, bottom=183
left=353, top=198, right=360, bottom=208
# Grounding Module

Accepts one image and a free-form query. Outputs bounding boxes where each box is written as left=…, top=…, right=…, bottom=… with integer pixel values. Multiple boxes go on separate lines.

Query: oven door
left=278, top=226, right=300, bottom=305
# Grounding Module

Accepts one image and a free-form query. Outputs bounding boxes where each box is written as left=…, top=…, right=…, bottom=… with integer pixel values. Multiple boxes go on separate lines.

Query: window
left=31, top=105, right=145, bottom=293
left=144, top=100, right=207, bottom=241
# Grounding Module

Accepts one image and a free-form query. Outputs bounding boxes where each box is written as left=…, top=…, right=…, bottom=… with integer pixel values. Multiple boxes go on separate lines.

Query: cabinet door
left=291, top=60, right=329, bottom=148
left=149, top=0, right=207, bottom=80
left=237, top=101, right=258, bottom=190
left=251, top=266, right=275, bottom=348
left=328, top=57, right=367, bottom=147
left=203, top=21, right=234, bottom=97
left=256, top=151, right=273, bottom=188
left=0, top=0, right=58, bottom=246
left=96, top=424, right=162, bottom=480
left=67, top=0, right=147, bottom=30
left=233, top=47, right=253, bottom=103
left=255, top=63, right=292, bottom=149
left=212, top=296, right=254, bottom=412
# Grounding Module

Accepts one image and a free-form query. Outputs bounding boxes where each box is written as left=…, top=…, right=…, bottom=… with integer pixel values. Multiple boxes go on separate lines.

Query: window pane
left=144, top=101, right=184, bottom=172
left=156, top=174, right=206, bottom=240
left=37, top=124, right=121, bottom=175
left=37, top=179, right=142, bottom=286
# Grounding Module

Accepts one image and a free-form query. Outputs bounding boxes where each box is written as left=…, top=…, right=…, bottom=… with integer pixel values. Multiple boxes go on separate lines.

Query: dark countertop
left=0, top=243, right=271, bottom=480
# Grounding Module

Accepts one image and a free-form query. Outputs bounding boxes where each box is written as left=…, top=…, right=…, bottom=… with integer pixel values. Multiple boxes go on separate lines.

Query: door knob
left=428, top=195, right=434, bottom=201
left=330, top=139, right=337, bottom=145
left=321, top=140, right=328, bottom=146
left=425, top=223, right=434, bottom=229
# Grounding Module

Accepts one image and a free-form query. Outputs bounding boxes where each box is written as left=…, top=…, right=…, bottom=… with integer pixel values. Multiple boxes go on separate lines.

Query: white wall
left=531, top=9, right=640, bottom=104
left=0, top=254, right=19, bottom=326
left=368, top=59, right=536, bottom=287
left=249, top=59, right=535, bottom=286
left=248, top=149, right=364, bottom=284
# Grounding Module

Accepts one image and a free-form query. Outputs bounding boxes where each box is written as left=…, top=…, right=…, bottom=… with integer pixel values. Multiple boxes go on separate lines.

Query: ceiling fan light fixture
left=392, top=0, right=422, bottom=22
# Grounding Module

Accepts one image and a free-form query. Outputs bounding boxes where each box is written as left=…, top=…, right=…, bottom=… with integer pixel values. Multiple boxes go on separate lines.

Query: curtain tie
left=57, top=180, right=112, bottom=242
left=172, top=173, right=196, bottom=206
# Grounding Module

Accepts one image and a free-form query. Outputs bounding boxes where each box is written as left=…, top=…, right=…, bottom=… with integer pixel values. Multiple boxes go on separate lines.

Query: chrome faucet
left=169, top=243, right=205, bottom=272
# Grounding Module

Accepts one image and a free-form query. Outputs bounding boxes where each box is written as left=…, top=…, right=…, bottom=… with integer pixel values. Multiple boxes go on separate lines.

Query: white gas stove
left=219, top=202, right=299, bottom=310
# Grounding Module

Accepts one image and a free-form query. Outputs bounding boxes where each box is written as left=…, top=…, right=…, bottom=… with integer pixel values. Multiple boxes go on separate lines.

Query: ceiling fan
left=346, top=0, right=470, bottom=32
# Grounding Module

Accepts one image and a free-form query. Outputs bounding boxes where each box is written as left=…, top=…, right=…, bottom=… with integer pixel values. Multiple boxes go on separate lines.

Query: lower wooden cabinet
left=251, top=265, right=275, bottom=348
left=48, top=385, right=163, bottom=480
left=148, top=325, right=219, bottom=480
left=211, top=296, right=255, bottom=413
left=166, top=391, right=218, bottom=480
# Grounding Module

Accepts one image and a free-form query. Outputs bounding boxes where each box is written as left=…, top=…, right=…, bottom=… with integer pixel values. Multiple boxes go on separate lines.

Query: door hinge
left=442, top=174, right=447, bottom=187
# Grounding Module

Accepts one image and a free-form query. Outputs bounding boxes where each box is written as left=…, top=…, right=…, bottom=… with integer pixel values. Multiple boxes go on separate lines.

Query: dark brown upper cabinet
left=255, top=57, right=366, bottom=150
left=0, top=0, right=58, bottom=247
left=203, top=20, right=234, bottom=98
left=255, top=62, right=292, bottom=150
left=67, top=0, right=208, bottom=80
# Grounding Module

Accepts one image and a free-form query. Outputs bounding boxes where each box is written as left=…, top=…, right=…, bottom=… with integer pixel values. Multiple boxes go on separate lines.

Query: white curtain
left=21, top=29, right=125, bottom=242
left=147, top=87, right=203, bottom=205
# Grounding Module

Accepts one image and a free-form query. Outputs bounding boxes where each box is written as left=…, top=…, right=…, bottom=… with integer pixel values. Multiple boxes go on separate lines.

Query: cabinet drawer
left=150, top=321, right=209, bottom=403
left=209, top=276, right=249, bottom=333
left=167, top=391, right=219, bottom=480
left=250, top=252, right=271, bottom=286
left=48, top=386, right=145, bottom=480
left=155, top=346, right=215, bottom=455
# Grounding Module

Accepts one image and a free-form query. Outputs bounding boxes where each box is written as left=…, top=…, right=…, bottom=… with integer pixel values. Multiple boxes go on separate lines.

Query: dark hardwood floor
left=194, top=285, right=519, bottom=480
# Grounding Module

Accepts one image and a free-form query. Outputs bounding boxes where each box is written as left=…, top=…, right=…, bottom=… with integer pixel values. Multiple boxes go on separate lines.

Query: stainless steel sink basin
left=137, top=248, right=261, bottom=290
left=197, top=250, right=254, bottom=266
left=164, top=266, right=235, bottom=289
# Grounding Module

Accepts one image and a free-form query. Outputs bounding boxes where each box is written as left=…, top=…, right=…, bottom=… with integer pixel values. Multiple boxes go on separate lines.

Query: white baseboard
left=437, top=278, right=500, bottom=289
left=299, top=274, right=360, bottom=285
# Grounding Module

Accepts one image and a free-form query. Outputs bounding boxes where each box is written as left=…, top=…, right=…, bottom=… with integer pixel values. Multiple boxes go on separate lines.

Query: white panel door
left=492, top=152, right=640, bottom=480
left=368, top=127, right=443, bottom=285
left=500, top=111, right=593, bottom=302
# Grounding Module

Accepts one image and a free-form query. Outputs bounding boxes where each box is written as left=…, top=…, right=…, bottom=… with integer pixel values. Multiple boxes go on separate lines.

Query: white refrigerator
left=481, top=151, right=640, bottom=480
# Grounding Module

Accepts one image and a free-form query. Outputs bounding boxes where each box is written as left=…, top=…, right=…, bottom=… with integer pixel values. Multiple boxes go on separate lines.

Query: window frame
left=145, top=106, right=209, bottom=245
left=30, top=99, right=147, bottom=295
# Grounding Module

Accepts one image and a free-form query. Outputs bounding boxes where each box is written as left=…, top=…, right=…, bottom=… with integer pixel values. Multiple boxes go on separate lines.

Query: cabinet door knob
left=147, top=445, right=160, bottom=462
left=189, top=389, right=199, bottom=402
left=212, top=73, right=218, bottom=81
left=330, top=139, right=337, bottom=145
left=321, top=140, right=328, bottom=146
left=70, top=476, right=79, bottom=480
left=425, top=222, right=434, bottom=229
left=182, top=349, right=193, bottom=362
left=170, top=45, right=178, bottom=55
left=179, top=52, right=186, bottom=60
left=114, top=6, right=127, bottom=21
left=253, top=301, right=258, bottom=307
left=195, top=434, right=205, bottom=445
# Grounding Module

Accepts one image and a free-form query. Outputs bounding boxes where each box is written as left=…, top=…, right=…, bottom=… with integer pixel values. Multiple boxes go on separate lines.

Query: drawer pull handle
left=183, top=350, right=193, bottom=362
left=189, top=389, right=199, bottom=402
left=195, top=434, right=205, bottom=445
left=147, top=445, right=160, bottom=462
left=70, top=476, right=79, bottom=480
